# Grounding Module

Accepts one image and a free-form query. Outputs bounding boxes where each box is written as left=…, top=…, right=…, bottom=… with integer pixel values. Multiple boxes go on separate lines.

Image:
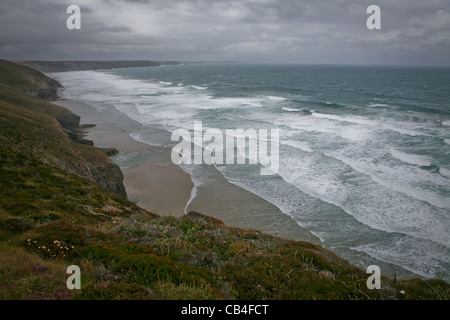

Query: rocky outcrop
left=92, top=162, right=127, bottom=197
left=54, top=113, right=127, bottom=198
left=25, top=77, right=62, bottom=101
left=58, top=159, right=127, bottom=198
left=98, top=148, right=119, bottom=156
left=55, top=113, right=81, bottom=132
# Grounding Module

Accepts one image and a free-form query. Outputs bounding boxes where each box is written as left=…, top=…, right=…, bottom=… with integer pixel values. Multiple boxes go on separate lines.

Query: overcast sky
left=0, top=0, right=449, bottom=65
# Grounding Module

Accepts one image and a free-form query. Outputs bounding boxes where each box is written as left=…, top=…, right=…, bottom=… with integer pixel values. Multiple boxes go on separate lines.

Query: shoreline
left=52, top=97, right=424, bottom=282
left=54, top=98, right=193, bottom=218
left=53, top=97, right=320, bottom=244
left=50, top=86, right=428, bottom=282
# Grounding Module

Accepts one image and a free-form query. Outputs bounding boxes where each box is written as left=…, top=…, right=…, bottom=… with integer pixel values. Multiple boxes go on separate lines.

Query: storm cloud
left=1, top=0, right=449, bottom=65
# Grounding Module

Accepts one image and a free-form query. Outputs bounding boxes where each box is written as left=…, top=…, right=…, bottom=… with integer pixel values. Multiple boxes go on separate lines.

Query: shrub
left=0, top=218, right=34, bottom=234
left=82, top=243, right=215, bottom=289
left=24, top=221, right=86, bottom=260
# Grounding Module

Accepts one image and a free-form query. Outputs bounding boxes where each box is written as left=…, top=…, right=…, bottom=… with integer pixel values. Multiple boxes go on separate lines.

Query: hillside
left=0, top=60, right=448, bottom=300
left=0, top=59, right=62, bottom=100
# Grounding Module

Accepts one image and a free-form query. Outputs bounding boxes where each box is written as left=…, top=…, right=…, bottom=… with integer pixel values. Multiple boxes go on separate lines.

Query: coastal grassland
left=0, top=59, right=448, bottom=300
left=0, top=59, right=61, bottom=100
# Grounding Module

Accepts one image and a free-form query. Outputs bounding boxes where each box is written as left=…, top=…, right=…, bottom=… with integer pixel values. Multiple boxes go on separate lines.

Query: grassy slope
left=0, top=59, right=61, bottom=99
left=0, top=60, right=448, bottom=300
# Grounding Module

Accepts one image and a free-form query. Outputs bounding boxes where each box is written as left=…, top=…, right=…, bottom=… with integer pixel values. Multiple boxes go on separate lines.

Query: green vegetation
left=0, top=59, right=61, bottom=100
left=0, top=60, right=448, bottom=300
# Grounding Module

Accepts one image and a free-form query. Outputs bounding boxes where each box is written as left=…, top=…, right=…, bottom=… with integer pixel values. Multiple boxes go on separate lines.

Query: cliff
left=0, top=60, right=448, bottom=300
left=0, top=59, right=61, bottom=100
left=0, top=59, right=126, bottom=197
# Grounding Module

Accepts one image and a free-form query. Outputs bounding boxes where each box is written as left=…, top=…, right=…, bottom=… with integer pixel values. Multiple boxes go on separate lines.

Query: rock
left=89, top=162, right=127, bottom=198
left=98, top=148, right=119, bottom=157
left=55, top=113, right=81, bottom=131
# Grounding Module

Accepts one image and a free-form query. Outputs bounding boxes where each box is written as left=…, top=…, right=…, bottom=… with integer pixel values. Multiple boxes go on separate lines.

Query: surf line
left=171, top=121, right=280, bottom=175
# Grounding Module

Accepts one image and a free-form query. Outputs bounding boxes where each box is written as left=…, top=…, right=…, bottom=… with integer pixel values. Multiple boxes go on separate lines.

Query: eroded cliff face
left=24, top=78, right=62, bottom=101
left=53, top=150, right=127, bottom=198
left=0, top=60, right=127, bottom=199
left=44, top=108, right=127, bottom=199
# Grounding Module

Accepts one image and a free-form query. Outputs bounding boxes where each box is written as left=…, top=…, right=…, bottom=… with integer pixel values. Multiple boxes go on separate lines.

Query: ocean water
left=52, top=64, right=450, bottom=282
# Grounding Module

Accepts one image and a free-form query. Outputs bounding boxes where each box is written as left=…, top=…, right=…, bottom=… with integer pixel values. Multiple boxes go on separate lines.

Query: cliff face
left=54, top=154, right=127, bottom=198
left=0, top=60, right=126, bottom=198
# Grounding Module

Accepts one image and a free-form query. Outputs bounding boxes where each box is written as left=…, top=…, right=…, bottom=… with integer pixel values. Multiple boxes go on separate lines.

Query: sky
left=0, top=0, right=449, bottom=65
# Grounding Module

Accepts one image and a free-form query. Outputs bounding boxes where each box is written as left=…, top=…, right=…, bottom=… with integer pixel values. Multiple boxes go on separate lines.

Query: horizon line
left=8, top=58, right=450, bottom=68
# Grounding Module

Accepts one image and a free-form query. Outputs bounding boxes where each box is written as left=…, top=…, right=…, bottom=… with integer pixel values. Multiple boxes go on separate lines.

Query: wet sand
left=54, top=99, right=193, bottom=217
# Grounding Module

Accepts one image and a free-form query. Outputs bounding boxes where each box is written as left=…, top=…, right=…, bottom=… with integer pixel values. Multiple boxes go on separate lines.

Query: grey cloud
left=0, top=0, right=449, bottom=65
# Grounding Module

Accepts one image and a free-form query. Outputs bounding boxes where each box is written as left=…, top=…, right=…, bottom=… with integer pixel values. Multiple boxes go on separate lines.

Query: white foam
left=184, top=177, right=197, bottom=215
left=390, top=149, right=432, bottom=167
left=282, top=107, right=301, bottom=112
left=353, top=237, right=450, bottom=281
left=266, top=96, right=287, bottom=101
left=282, top=140, right=313, bottom=153
left=129, top=131, right=168, bottom=147
left=180, top=164, right=210, bottom=215
left=310, top=112, right=429, bottom=137
left=368, top=103, right=389, bottom=108
left=444, top=139, right=450, bottom=145
left=368, top=103, right=398, bottom=109
left=189, top=85, right=208, bottom=90
left=440, top=167, right=450, bottom=178
left=442, top=120, right=450, bottom=126
left=329, top=146, right=450, bottom=210
left=275, top=142, right=450, bottom=246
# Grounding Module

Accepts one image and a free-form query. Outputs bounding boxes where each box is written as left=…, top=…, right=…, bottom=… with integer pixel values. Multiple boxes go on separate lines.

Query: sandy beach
left=53, top=97, right=317, bottom=243
left=54, top=98, right=193, bottom=217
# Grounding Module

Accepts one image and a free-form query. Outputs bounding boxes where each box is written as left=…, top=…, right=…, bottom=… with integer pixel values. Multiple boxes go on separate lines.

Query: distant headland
left=15, top=60, right=179, bottom=73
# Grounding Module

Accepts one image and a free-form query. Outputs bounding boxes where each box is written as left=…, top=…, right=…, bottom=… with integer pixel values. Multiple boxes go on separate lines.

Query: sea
left=52, top=63, right=450, bottom=282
